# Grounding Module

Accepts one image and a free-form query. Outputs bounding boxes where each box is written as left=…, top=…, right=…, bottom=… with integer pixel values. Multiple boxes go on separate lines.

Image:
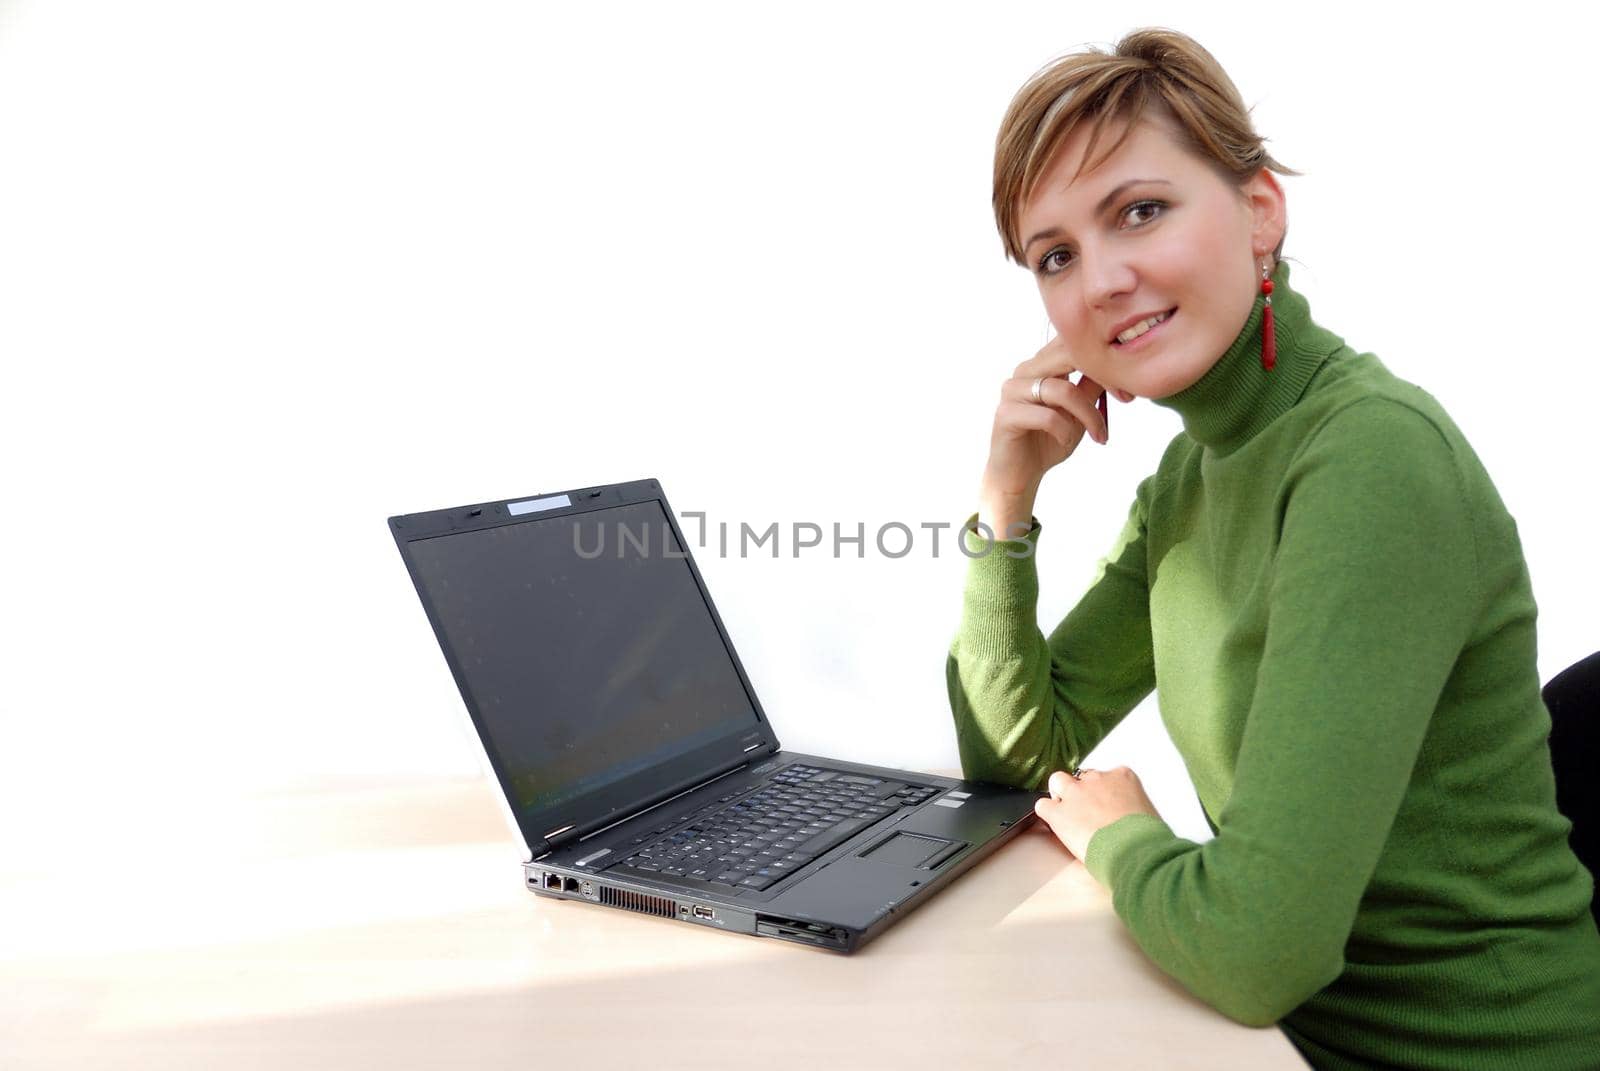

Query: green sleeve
left=1082, top=399, right=1481, bottom=1027
left=945, top=476, right=1158, bottom=791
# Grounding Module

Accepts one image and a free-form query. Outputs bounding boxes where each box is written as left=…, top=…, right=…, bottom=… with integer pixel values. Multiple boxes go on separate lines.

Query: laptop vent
left=598, top=885, right=677, bottom=918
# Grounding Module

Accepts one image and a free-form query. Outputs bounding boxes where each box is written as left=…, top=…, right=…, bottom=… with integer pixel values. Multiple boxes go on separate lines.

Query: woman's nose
left=1082, top=254, right=1137, bottom=309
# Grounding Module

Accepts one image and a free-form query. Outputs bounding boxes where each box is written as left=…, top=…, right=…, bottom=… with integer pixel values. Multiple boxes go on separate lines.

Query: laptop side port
left=692, top=905, right=716, bottom=921
left=543, top=873, right=561, bottom=890
left=563, top=877, right=581, bottom=893
left=755, top=915, right=849, bottom=950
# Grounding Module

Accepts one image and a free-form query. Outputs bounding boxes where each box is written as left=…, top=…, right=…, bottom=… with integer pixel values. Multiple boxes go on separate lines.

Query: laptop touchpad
left=859, top=831, right=954, bottom=868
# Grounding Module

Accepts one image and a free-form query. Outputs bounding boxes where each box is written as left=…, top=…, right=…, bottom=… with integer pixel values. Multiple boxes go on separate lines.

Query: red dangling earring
left=1260, top=260, right=1276, bottom=371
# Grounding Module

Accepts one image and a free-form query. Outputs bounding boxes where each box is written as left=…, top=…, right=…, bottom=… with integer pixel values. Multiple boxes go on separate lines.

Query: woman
left=945, top=27, right=1600, bottom=1071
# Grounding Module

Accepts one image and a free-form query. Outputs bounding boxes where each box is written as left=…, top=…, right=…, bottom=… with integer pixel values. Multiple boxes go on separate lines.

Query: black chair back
left=1542, top=651, right=1600, bottom=928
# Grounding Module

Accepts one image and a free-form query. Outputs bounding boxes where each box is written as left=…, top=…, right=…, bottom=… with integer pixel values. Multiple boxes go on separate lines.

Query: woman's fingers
left=1013, top=335, right=1078, bottom=382
left=995, top=399, right=1076, bottom=450
left=1079, top=374, right=1111, bottom=439
left=1047, top=769, right=1089, bottom=799
left=1008, top=374, right=1107, bottom=444
left=1031, top=789, right=1078, bottom=859
left=1015, top=337, right=1136, bottom=405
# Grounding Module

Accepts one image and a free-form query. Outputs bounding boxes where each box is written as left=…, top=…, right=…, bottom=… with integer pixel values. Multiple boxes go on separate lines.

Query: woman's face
left=1016, top=112, right=1285, bottom=400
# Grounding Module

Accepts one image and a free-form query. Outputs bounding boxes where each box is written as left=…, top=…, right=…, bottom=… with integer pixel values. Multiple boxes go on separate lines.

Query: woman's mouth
left=1111, top=307, right=1178, bottom=350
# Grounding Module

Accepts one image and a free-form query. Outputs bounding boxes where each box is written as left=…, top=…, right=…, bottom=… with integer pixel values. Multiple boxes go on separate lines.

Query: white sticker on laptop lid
left=508, top=494, right=572, bottom=515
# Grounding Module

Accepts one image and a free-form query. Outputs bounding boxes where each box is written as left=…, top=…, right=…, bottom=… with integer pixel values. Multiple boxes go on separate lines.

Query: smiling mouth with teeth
left=1113, top=307, right=1178, bottom=346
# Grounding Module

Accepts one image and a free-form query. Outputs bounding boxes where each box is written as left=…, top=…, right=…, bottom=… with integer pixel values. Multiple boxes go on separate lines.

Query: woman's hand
left=1032, top=766, right=1162, bottom=862
left=978, top=334, right=1134, bottom=536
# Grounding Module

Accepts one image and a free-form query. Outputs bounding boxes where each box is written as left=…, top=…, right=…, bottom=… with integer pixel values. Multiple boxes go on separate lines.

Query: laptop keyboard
left=610, top=764, right=940, bottom=892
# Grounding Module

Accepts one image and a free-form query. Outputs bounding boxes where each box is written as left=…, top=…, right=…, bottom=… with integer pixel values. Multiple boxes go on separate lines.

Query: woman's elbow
left=1206, top=944, right=1344, bottom=1028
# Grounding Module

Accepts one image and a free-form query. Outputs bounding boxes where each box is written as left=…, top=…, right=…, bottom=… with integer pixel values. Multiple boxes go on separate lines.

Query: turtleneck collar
left=1149, top=259, right=1346, bottom=455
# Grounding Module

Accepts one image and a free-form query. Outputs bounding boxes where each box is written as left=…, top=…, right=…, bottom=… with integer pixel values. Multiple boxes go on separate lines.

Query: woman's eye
left=1036, top=200, right=1167, bottom=277
left=1125, top=199, right=1165, bottom=225
left=1038, top=249, right=1073, bottom=274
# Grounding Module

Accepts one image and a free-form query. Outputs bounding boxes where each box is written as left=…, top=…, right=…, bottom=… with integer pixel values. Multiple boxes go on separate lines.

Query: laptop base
left=522, top=751, right=1038, bottom=953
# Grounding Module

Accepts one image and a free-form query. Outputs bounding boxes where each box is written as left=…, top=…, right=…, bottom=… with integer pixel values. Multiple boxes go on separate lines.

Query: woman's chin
left=1135, top=361, right=1212, bottom=401
left=1122, top=373, right=1170, bottom=400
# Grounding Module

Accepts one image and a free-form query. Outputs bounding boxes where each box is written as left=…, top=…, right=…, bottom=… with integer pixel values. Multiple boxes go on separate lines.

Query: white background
left=2, top=1, right=1594, bottom=854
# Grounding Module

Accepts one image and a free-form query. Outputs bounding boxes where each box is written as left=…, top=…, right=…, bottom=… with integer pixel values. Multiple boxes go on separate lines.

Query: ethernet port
left=563, top=877, right=581, bottom=893
left=543, top=873, right=561, bottom=890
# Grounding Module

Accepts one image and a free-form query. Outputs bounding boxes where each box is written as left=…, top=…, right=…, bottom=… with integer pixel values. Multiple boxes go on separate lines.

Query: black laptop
left=387, top=478, right=1039, bottom=953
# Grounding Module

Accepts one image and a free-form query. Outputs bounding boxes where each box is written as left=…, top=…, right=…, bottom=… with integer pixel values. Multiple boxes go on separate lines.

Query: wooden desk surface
left=4, top=773, right=1306, bottom=1069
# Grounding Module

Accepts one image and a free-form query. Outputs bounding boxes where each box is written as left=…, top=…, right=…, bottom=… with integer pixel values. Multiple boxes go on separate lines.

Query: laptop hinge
left=560, top=746, right=777, bottom=850
left=528, top=741, right=780, bottom=860
left=535, top=821, right=581, bottom=857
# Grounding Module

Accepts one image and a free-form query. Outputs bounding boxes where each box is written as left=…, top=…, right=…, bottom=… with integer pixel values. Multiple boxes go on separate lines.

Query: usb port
left=692, top=905, right=716, bottom=920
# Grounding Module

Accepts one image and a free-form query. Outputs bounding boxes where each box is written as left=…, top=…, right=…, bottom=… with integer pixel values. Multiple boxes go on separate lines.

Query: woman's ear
left=1243, top=168, right=1287, bottom=257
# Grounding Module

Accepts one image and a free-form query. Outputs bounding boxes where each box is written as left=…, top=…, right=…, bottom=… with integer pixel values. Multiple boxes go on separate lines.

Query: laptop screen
left=407, top=499, right=758, bottom=815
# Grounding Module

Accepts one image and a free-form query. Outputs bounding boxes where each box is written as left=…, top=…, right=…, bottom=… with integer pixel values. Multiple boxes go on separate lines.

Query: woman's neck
left=1149, top=259, right=1347, bottom=455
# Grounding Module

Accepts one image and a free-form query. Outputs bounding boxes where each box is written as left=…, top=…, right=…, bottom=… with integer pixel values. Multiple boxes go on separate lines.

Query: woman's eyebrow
left=1022, top=178, right=1174, bottom=256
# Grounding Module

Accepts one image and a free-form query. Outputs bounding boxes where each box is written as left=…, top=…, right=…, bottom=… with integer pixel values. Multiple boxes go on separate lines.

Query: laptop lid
left=389, top=478, right=780, bottom=858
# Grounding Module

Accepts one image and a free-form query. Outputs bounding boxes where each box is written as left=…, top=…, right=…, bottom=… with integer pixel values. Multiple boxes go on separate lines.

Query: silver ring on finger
left=1031, top=376, right=1046, bottom=404
left=1070, top=767, right=1084, bottom=780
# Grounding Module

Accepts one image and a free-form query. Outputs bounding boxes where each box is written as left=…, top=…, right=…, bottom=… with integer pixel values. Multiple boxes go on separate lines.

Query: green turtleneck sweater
left=946, top=261, right=1600, bottom=1069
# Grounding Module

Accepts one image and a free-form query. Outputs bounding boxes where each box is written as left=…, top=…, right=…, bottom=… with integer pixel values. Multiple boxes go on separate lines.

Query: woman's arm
left=946, top=473, right=1159, bottom=791
left=1080, top=398, right=1481, bottom=1026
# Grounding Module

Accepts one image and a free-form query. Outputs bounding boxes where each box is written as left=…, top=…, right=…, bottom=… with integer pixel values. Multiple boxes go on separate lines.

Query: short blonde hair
left=993, top=27, right=1301, bottom=266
